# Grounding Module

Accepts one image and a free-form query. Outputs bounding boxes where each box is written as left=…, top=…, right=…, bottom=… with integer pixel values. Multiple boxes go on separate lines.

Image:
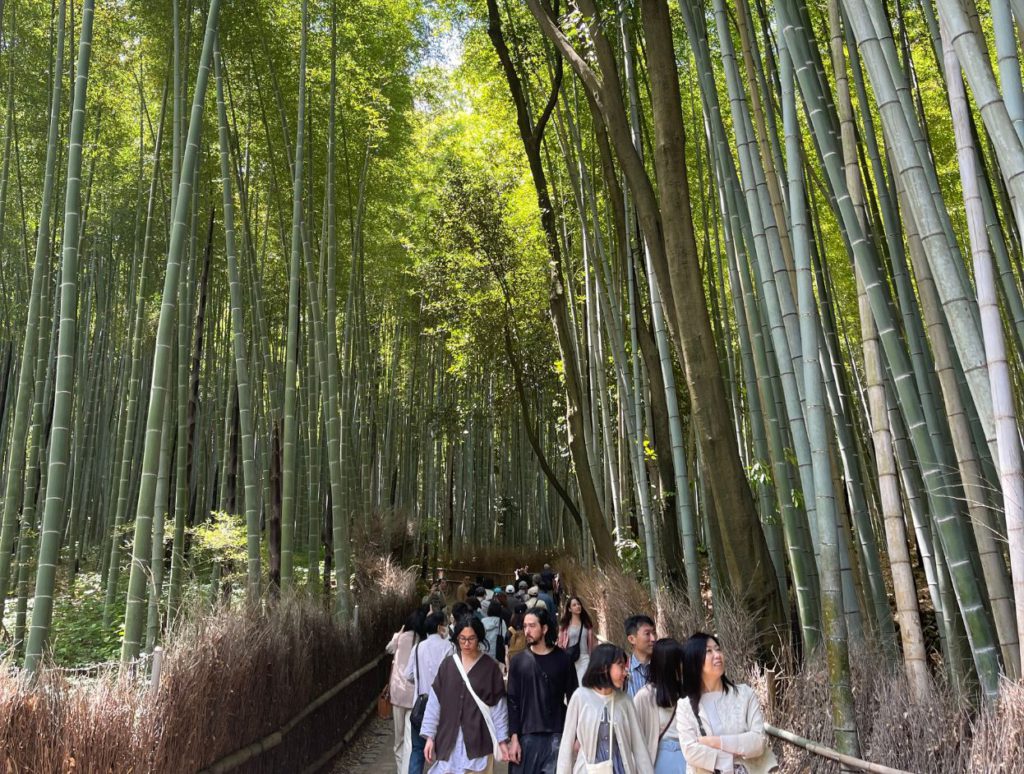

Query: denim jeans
left=408, top=716, right=427, bottom=774
left=654, top=737, right=686, bottom=774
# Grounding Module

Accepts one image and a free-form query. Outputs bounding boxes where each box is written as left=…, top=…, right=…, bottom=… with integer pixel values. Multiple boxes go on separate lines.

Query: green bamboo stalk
left=24, top=0, right=95, bottom=673
left=215, top=49, right=261, bottom=600
left=0, top=0, right=65, bottom=623
left=120, top=0, right=221, bottom=664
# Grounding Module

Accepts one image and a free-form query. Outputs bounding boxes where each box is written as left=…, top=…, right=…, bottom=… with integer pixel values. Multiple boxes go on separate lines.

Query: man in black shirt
left=506, top=607, right=578, bottom=773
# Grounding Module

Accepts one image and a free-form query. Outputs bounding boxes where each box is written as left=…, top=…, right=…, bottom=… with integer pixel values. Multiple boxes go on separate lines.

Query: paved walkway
left=329, top=716, right=509, bottom=774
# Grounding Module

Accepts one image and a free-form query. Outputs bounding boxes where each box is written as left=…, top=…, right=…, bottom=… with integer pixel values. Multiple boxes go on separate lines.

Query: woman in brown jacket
left=421, top=616, right=510, bottom=773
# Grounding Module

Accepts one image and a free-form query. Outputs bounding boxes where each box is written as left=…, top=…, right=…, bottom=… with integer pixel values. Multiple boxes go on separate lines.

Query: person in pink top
left=386, top=608, right=427, bottom=774
left=557, top=596, right=599, bottom=684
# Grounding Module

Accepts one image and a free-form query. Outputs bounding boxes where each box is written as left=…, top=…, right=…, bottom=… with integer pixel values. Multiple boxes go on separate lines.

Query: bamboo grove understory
left=1, top=0, right=1024, bottom=753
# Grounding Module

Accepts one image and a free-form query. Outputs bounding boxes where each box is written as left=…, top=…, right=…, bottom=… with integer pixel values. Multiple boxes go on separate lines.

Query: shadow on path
left=328, top=717, right=510, bottom=774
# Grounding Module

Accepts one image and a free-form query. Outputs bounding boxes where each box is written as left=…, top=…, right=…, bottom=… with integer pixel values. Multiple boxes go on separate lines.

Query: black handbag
left=410, top=646, right=428, bottom=727
left=567, top=630, right=582, bottom=663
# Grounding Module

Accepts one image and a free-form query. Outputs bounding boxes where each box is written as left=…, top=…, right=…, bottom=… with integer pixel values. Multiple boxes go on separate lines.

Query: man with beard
left=506, top=607, right=578, bottom=773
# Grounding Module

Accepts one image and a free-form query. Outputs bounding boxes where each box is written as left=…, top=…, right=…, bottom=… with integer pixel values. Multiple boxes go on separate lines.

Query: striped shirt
left=628, top=653, right=650, bottom=697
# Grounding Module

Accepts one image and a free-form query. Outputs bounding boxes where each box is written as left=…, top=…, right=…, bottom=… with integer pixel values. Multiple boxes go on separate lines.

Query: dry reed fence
left=429, top=546, right=572, bottom=585
left=0, top=557, right=417, bottom=773
left=558, top=562, right=1024, bottom=773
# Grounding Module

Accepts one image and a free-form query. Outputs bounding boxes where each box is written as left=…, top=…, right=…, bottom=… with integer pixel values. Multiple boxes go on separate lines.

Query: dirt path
left=328, top=717, right=510, bottom=774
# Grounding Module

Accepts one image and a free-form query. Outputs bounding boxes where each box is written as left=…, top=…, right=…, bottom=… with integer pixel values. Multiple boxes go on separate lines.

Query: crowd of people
left=384, top=564, right=777, bottom=774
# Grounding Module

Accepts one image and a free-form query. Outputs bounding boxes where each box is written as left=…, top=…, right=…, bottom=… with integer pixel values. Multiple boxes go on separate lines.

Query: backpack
left=507, top=627, right=527, bottom=660
left=494, top=620, right=506, bottom=664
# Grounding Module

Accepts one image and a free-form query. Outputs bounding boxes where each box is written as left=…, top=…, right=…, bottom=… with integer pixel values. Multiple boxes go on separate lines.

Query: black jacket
left=507, top=646, right=578, bottom=736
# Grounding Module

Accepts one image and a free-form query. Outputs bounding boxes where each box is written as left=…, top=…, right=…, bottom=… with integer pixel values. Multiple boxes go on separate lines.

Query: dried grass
left=968, top=678, right=1024, bottom=772
left=0, top=557, right=417, bottom=773
left=769, top=644, right=974, bottom=772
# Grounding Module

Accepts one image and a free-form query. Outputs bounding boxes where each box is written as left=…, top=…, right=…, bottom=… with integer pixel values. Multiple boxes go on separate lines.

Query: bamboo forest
left=2, top=0, right=1024, bottom=770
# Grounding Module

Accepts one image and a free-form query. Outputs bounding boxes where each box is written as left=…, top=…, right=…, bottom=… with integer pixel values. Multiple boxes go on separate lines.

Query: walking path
left=329, top=716, right=510, bottom=774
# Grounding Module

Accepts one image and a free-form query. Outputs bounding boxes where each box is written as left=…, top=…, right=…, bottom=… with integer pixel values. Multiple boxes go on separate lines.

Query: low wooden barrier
left=765, top=724, right=915, bottom=774
left=198, top=654, right=387, bottom=774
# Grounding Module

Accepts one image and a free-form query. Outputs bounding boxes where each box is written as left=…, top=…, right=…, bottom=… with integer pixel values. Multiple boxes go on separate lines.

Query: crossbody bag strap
left=658, top=705, right=678, bottom=742
left=452, top=653, right=501, bottom=757
left=609, top=696, right=616, bottom=763
left=691, top=700, right=708, bottom=737
left=415, top=644, right=422, bottom=695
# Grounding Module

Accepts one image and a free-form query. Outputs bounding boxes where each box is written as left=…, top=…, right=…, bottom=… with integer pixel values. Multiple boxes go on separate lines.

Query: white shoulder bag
left=452, top=653, right=502, bottom=760
left=586, top=697, right=615, bottom=774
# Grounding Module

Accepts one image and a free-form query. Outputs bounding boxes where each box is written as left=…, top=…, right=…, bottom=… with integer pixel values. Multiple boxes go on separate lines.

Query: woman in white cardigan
left=556, top=643, right=655, bottom=774
left=676, top=633, right=778, bottom=774
left=633, top=638, right=686, bottom=773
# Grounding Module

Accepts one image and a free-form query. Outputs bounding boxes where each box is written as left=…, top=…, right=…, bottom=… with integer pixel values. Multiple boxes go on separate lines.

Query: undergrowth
left=0, top=555, right=417, bottom=773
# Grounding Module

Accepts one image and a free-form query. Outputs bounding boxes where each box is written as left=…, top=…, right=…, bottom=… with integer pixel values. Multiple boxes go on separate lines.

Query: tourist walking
left=525, top=586, right=547, bottom=612
left=677, top=632, right=777, bottom=774
left=556, top=643, right=655, bottom=773
left=557, top=596, right=598, bottom=684
left=421, top=616, right=511, bottom=772
left=386, top=609, right=426, bottom=774
left=625, top=615, right=657, bottom=697
left=482, top=601, right=507, bottom=664
left=404, top=611, right=454, bottom=774
left=633, top=639, right=687, bottom=774
left=536, top=581, right=556, bottom=614
left=506, top=603, right=530, bottom=666
left=506, top=607, right=578, bottom=773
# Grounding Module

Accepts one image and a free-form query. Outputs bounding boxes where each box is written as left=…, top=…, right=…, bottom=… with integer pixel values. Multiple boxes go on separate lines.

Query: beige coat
left=556, top=687, right=655, bottom=774
left=675, top=683, right=778, bottom=774
left=386, top=629, right=417, bottom=709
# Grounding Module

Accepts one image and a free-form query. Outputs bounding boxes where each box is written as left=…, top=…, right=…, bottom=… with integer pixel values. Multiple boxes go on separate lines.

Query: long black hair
left=582, top=643, right=628, bottom=690
left=559, top=595, right=594, bottom=631
left=404, top=605, right=429, bottom=639
left=649, top=638, right=684, bottom=708
left=681, top=632, right=736, bottom=715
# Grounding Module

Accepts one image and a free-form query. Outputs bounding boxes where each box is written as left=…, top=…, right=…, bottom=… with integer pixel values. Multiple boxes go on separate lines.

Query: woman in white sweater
left=676, top=633, right=777, bottom=774
left=633, top=638, right=686, bottom=773
left=556, top=643, right=655, bottom=774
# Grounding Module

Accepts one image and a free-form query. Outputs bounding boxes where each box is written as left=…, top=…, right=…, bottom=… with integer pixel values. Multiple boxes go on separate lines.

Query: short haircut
left=424, top=611, right=447, bottom=633
left=650, top=638, right=685, bottom=708
left=451, top=602, right=470, bottom=621
left=486, top=600, right=503, bottom=617
left=625, top=614, right=656, bottom=638
left=582, top=643, right=628, bottom=690
left=524, top=607, right=557, bottom=647
left=466, top=597, right=481, bottom=611
left=451, top=614, right=486, bottom=647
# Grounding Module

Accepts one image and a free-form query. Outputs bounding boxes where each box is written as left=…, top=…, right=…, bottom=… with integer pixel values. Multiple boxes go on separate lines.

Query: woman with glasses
left=677, top=633, right=777, bottom=774
left=556, top=643, right=654, bottom=773
left=421, top=615, right=510, bottom=772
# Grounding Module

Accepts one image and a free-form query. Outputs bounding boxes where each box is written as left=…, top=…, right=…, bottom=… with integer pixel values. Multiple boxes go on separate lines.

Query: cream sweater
left=675, top=683, right=778, bottom=774
left=632, top=684, right=678, bottom=763
left=556, top=687, right=655, bottom=774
